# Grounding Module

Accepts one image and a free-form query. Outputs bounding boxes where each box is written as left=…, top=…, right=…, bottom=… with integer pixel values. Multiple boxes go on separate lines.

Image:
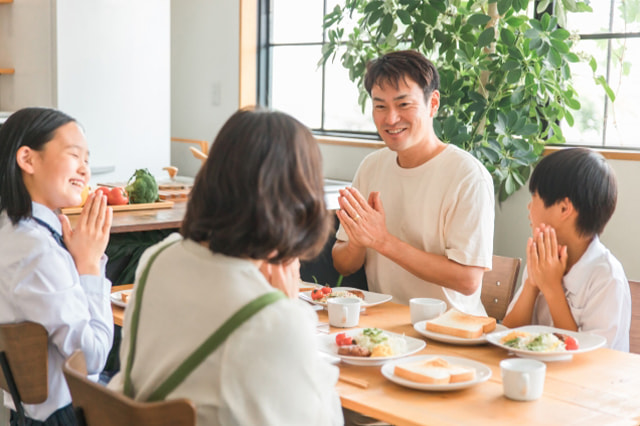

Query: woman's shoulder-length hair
left=180, top=108, right=332, bottom=263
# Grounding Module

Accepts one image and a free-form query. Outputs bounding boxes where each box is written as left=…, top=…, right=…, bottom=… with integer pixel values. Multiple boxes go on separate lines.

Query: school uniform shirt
left=0, top=202, right=114, bottom=421
left=508, top=236, right=631, bottom=351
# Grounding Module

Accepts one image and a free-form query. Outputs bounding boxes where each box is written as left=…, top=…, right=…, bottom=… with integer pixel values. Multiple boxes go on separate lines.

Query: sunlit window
left=259, top=0, right=640, bottom=147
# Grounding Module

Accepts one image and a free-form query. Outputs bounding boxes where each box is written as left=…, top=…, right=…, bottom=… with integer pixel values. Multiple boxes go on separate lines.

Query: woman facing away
left=108, top=108, right=344, bottom=425
left=0, top=107, right=114, bottom=425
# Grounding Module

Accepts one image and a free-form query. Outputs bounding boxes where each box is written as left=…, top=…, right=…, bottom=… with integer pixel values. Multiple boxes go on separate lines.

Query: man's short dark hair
left=364, top=50, right=440, bottom=103
left=181, top=107, right=332, bottom=263
left=529, top=148, right=617, bottom=237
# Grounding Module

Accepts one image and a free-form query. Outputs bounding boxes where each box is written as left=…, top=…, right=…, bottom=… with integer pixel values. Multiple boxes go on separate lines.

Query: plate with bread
left=300, top=287, right=392, bottom=309
left=414, top=309, right=506, bottom=345
left=486, top=325, right=607, bottom=361
left=381, top=355, right=492, bottom=391
left=110, top=289, right=132, bottom=308
left=318, top=327, right=426, bottom=366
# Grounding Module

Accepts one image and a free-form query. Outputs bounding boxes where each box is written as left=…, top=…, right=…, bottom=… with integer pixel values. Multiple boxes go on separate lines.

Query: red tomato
left=311, top=288, right=324, bottom=300
left=321, top=286, right=332, bottom=295
left=335, top=333, right=353, bottom=346
left=564, top=335, right=579, bottom=350
left=94, top=187, right=110, bottom=199
left=107, top=187, right=129, bottom=205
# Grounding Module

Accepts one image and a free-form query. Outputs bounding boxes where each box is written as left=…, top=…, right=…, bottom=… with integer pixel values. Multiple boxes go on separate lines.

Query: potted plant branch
left=321, top=0, right=613, bottom=201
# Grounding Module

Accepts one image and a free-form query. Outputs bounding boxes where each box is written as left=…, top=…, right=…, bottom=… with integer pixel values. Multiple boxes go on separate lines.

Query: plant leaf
left=478, top=28, right=495, bottom=48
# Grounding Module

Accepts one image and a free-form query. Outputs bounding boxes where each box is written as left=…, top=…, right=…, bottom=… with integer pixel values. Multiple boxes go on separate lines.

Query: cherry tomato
left=311, top=288, right=324, bottom=300
left=107, top=187, right=129, bottom=205
left=335, top=333, right=353, bottom=346
left=321, top=286, right=332, bottom=295
left=564, top=335, right=579, bottom=350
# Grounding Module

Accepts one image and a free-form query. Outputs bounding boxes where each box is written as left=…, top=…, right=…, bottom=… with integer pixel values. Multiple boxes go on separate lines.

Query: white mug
left=327, top=297, right=361, bottom=328
left=500, top=358, right=546, bottom=401
left=409, top=298, right=446, bottom=324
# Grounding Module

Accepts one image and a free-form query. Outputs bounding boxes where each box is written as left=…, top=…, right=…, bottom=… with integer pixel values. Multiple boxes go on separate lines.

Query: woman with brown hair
left=108, top=108, right=343, bottom=425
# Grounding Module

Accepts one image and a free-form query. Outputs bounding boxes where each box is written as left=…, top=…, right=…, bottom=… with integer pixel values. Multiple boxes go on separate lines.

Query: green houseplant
left=321, top=0, right=613, bottom=201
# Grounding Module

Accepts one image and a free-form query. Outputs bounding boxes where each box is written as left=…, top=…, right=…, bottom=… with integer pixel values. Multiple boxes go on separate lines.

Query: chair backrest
left=629, top=280, right=640, bottom=354
left=0, top=322, right=48, bottom=404
left=63, top=350, right=196, bottom=426
left=481, top=255, right=522, bottom=321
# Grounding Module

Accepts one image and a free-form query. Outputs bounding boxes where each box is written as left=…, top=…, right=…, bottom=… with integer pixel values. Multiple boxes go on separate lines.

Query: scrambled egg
left=371, top=343, right=394, bottom=357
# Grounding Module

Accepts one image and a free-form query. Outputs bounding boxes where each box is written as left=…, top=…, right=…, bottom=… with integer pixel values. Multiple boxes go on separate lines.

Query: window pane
left=562, top=40, right=606, bottom=145
left=272, top=0, right=324, bottom=44
left=565, top=3, right=613, bottom=33
left=566, top=1, right=640, bottom=34
left=271, top=45, right=323, bottom=128
left=604, top=38, right=640, bottom=147
left=324, top=48, right=376, bottom=133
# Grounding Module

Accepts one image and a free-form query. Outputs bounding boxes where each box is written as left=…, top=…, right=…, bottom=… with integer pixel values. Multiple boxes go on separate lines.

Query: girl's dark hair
left=181, top=108, right=332, bottom=263
left=529, top=148, right=617, bottom=237
left=0, top=107, right=77, bottom=224
left=364, top=50, right=440, bottom=103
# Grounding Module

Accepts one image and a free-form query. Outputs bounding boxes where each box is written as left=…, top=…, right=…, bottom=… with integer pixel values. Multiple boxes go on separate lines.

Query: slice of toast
left=394, top=357, right=476, bottom=384
left=425, top=309, right=496, bottom=339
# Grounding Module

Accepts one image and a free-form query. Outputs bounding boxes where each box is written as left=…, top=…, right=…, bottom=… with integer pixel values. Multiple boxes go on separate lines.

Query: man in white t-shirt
left=332, top=50, right=494, bottom=314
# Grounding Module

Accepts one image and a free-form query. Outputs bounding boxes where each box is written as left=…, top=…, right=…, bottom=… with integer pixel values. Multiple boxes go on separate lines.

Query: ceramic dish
left=381, top=355, right=492, bottom=391
left=317, top=328, right=426, bottom=366
left=486, top=325, right=606, bottom=361
left=413, top=321, right=509, bottom=345
left=299, top=287, right=392, bottom=309
left=110, top=290, right=131, bottom=308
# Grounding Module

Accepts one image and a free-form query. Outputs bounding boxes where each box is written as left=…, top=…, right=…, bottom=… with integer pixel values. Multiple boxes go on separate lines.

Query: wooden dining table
left=109, top=288, right=640, bottom=425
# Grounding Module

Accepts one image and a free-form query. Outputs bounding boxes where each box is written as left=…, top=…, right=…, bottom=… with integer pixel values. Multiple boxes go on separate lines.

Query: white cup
left=500, top=358, right=546, bottom=401
left=409, top=298, right=446, bottom=324
left=327, top=297, right=361, bottom=328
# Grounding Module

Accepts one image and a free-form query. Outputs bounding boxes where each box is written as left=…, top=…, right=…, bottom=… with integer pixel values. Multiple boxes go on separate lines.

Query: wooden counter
left=67, top=202, right=186, bottom=234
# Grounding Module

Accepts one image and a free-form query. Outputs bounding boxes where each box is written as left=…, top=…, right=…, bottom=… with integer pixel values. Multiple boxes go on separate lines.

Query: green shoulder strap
left=147, top=290, right=285, bottom=402
left=122, top=241, right=286, bottom=401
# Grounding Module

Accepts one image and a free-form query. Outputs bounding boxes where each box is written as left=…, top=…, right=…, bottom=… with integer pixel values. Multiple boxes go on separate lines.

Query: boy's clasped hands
left=525, top=223, right=567, bottom=298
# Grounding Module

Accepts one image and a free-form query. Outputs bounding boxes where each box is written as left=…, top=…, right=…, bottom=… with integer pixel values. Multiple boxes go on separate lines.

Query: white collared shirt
left=0, top=202, right=114, bottom=421
left=508, top=236, right=631, bottom=351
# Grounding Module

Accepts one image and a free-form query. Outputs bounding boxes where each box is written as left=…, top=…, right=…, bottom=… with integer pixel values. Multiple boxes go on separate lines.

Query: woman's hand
left=59, top=192, right=113, bottom=276
left=260, top=258, right=301, bottom=299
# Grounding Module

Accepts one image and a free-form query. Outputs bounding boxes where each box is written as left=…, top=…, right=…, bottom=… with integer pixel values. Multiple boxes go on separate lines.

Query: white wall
left=0, top=0, right=170, bottom=183
left=170, top=0, right=240, bottom=178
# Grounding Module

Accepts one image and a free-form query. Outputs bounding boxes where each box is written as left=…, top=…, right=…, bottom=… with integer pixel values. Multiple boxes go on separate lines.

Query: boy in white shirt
left=503, top=148, right=631, bottom=351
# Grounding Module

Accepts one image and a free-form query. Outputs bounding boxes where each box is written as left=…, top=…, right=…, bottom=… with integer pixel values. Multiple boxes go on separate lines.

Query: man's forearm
left=375, top=234, right=484, bottom=295
left=332, top=240, right=366, bottom=276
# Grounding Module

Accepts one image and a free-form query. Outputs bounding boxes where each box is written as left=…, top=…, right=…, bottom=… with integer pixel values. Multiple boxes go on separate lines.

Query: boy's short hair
left=529, top=148, right=617, bottom=237
left=364, top=50, right=439, bottom=104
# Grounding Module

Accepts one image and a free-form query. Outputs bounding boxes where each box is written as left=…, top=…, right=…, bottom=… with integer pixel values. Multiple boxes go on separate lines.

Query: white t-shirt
left=507, top=236, right=631, bottom=351
left=108, top=234, right=343, bottom=426
left=336, top=145, right=494, bottom=314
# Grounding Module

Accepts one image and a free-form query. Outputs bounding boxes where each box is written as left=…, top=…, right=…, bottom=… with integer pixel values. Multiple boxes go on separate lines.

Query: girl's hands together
left=59, top=192, right=113, bottom=276
left=260, top=258, right=301, bottom=299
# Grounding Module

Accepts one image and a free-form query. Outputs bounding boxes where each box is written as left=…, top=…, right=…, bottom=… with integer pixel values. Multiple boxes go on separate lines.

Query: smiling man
left=332, top=50, right=495, bottom=314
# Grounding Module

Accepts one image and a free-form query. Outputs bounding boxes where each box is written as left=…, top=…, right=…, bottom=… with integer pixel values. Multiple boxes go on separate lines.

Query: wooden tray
left=61, top=201, right=174, bottom=215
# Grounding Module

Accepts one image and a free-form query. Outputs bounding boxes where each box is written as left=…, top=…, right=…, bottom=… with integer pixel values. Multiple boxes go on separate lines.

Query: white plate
left=381, top=355, right=492, bottom=391
left=486, top=325, right=607, bottom=361
left=413, top=321, right=509, bottom=345
left=318, top=328, right=426, bottom=366
left=299, top=287, right=392, bottom=309
left=110, top=289, right=132, bottom=308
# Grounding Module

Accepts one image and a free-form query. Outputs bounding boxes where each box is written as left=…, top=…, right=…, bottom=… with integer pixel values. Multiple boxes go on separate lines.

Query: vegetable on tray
left=125, top=168, right=159, bottom=204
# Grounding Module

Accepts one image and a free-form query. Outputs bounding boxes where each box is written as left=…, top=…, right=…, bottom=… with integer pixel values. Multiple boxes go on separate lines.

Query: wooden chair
left=63, top=350, right=196, bottom=426
left=629, top=280, right=640, bottom=354
left=481, top=255, right=522, bottom=321
left=171, top=137, right=209, bottom=165
left=0, top=322, right=48, bottom=426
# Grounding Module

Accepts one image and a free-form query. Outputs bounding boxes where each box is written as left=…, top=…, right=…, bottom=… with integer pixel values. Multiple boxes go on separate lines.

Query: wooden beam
left=239, top=0, right=257, bottom=108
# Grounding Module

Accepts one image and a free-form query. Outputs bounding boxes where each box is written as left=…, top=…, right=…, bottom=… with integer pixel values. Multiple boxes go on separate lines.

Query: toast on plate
left=394, top=357, right=476, bottom=384
left=120, top=290, right=131, bottom=304
left=425, top=309, right=496, bottom=339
